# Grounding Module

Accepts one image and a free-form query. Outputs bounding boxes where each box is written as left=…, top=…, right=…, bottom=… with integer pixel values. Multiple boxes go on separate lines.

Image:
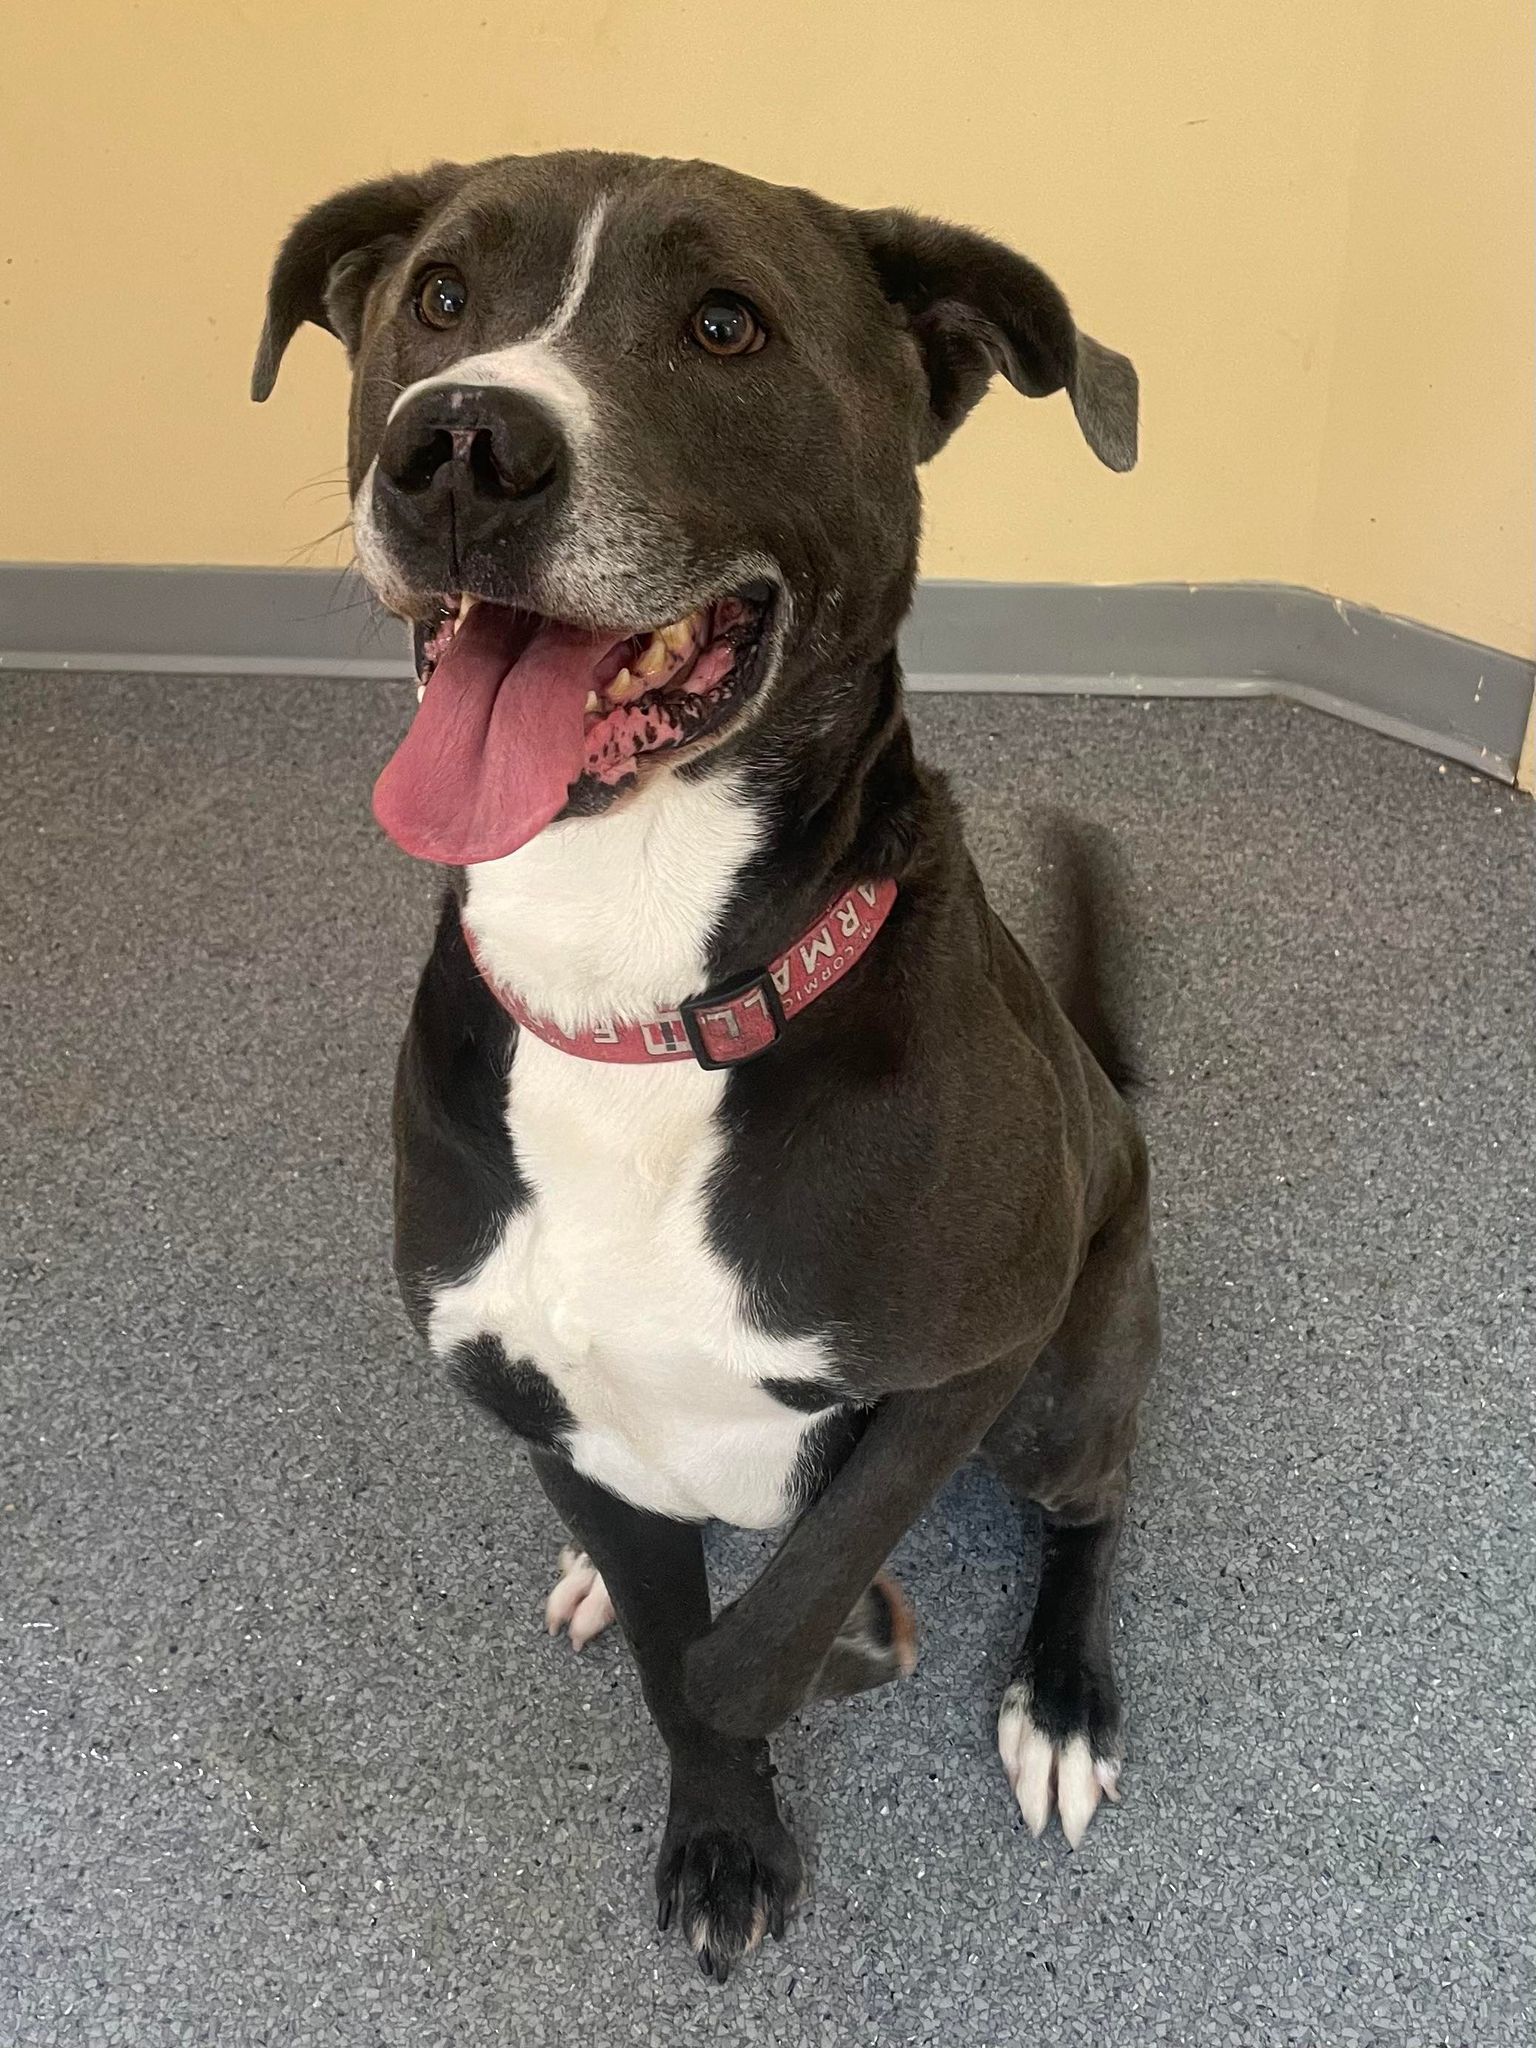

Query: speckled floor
left=3, top=675, right=1533, bottom=2047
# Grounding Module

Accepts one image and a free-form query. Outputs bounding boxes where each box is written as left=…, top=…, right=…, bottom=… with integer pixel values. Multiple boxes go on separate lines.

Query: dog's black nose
left=373, top=384, right=564, bottom=553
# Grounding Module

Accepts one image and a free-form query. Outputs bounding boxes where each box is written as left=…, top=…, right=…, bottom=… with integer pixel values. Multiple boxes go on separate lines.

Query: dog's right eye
left=689, top=293, right=766, bottom=357
left=414, top=267, right=469, bottom=330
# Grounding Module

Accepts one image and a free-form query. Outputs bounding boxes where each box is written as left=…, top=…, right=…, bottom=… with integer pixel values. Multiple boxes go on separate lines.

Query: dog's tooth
left=607, top=667, right=642, bottom=703
left=633, top=633, right=670, bottom=678
left=584, top=691, right=600, bottom=714
left=660, top=618, right=696, bottom=656
left=454, top=594, right=475, bottom=631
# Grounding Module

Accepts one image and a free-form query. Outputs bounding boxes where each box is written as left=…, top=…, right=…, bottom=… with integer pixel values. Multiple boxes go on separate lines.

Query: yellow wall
left=1312, top=1, right=1535, bottom=656
left=1, top=1, right=1530, bottom=654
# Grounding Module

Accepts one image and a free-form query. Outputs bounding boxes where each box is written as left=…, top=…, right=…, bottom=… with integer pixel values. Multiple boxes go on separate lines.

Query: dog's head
left=254, top=151, right=1136, bottom=865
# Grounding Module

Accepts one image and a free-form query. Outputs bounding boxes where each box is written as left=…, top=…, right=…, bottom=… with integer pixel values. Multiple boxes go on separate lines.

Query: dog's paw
left=997, top=1681, right=1122, bottom=1848
left=811, top=1571, right=919, bottom=1700
left=543, top=1545, right=616, bottom=1650
left=655, top=1810, right=804, bottom=1983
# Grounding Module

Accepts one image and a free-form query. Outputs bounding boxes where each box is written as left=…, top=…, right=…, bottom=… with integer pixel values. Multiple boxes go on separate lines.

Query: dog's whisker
left=284, top=470, right=351, bottom=504
left=284, top=519, right=354, bottom=567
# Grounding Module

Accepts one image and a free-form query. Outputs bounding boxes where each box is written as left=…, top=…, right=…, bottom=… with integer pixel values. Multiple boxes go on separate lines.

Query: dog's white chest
left=429, top=1039, right=829, bottom=1525
left=423, top=770, right=832, bottom=1529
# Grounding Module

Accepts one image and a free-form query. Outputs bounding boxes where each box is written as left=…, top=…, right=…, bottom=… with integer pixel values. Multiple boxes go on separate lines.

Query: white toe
left=1055, top=1736, right=1101, bottom=1848
left=544, top=1545, right=615, bottom=1646
left=544, top=1545, right=596, bottom=1631
left=568, top=1576, right=617, bottom=1650
left=998, top=1689, right=1056, bottom=1838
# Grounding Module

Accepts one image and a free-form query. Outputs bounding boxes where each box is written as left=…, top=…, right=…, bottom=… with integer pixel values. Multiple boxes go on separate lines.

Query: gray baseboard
left=2, top=563, right=1531, bottom=783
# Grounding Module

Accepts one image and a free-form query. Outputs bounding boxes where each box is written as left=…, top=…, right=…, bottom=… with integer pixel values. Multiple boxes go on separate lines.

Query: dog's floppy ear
left=849, top=208, right=1138, bottom=469
left=251, top=163, right=467, bottom=402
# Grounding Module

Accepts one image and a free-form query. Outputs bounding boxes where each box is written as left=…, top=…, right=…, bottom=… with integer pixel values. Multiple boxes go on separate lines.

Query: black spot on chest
left=759, top=1375, right=846, bottom=1415
left=789, top=1399, right=873, bottom=1508
left=760, top=1377, right=874, bottom=1508
left=450, top=1335, right=573, bottom=1449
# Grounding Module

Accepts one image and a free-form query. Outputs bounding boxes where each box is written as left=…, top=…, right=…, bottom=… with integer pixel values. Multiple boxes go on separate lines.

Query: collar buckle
left=679, top=967, right=786, bottom=1070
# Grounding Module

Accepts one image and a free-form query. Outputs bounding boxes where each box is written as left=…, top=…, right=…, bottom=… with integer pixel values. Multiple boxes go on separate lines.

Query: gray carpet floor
left=3, top=674, right=1533, bottom=2048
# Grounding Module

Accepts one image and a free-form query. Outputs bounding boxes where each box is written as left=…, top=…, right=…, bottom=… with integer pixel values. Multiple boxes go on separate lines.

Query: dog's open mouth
left=373, top=586, right=773, bottom=866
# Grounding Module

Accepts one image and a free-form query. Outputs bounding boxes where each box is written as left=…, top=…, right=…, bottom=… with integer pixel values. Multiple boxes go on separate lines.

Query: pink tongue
left=373, top=605, right=601, bottom=865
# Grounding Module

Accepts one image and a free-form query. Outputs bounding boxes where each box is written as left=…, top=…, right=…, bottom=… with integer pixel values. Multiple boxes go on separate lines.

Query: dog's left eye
left=415, top=266, right=469, bottom=330
left=689, top=293, right=766, bottom=357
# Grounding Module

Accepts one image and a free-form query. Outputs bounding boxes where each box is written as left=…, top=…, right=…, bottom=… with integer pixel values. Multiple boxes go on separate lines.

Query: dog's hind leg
left=994, top=1504, right=1128, bottom=1845
left=982, top=1173, right=1159, bottom=1846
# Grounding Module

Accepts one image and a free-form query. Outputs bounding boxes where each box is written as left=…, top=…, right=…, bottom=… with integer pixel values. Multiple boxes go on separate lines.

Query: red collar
left=462, top=877, right=898, bottom=1070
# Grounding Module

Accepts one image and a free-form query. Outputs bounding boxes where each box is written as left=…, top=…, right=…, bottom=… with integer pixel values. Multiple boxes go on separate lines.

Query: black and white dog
left=254, top=150, right=1157, bottom=1980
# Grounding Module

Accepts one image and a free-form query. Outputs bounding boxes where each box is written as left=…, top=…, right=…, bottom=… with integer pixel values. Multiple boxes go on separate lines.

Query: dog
left=253, top=149, right=1157, bottom=1981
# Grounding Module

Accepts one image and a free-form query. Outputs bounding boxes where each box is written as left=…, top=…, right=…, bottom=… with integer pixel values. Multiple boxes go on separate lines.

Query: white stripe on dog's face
left=384, top=195, right=610, bottom=444
left=539, top=195, right=610, bottom=341
left=387, top=341, right=596, bottom=443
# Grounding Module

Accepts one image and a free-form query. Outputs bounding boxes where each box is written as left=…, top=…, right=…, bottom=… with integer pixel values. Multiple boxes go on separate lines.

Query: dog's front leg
left=686, top=1347, right=1034, bottom=1739
left=527, top=1449, right=802, bottom=1980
